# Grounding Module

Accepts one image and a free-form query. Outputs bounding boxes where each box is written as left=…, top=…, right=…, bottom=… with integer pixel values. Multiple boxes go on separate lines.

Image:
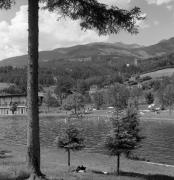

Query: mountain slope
left=0, top=42, right=141, bottom=67
left=0, top=37, right=174, bottom=67
left=134, top=37, right=174, bottom=58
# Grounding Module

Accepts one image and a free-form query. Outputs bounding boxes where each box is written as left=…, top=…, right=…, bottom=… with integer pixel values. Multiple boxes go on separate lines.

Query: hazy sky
left=0, top=0, right=173, bottom=60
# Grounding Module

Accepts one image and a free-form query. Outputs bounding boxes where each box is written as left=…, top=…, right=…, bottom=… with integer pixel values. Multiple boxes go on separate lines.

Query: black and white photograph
left=0, top=0, right=174, bottom=179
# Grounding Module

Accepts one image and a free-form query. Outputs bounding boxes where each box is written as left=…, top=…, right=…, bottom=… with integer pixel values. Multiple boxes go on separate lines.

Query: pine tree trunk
left=27, top=0, right=43, bottom=179
left=68, top=149, right=71, bottom=166
left=116, top=154, right=120, bottom=175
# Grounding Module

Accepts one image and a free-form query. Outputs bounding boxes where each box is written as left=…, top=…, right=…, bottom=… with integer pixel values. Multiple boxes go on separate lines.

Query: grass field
left=140, top=68, right=174, bottom=78
left=1, top=143, right=174, bottom=180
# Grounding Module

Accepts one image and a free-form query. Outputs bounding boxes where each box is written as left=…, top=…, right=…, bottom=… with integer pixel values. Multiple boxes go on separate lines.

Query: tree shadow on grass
left=0, top=174, right=29, bottom=180
left=0, top=171, right=29, bottom=180
left=0, top=173, right=64, bottom=180
left=120, top=171, right=174, bottom=180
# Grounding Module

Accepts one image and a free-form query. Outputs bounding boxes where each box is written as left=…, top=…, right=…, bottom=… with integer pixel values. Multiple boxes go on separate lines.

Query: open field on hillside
left=140, top=68, right=174, bottom=79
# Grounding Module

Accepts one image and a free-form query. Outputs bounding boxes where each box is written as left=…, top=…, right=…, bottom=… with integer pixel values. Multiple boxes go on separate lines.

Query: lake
left=1, top=115, right=174, bottom=165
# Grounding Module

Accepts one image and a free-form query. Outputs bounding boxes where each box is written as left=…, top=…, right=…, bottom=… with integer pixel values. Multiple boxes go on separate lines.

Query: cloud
left=154, top=20, right=160, bottom=26
left=98, top=0, right=131, bottom=8
left=166, top=5, right=173, bottom=10
left=100, top=0, right=173, bottom=7
left=0, top=5, right=108, bottom=60
left=145, top=0, right=173, bottom=5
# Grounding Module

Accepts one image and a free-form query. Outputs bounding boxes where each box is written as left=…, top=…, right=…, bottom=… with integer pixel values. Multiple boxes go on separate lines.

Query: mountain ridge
left=1, top=37, right=174, bottom=67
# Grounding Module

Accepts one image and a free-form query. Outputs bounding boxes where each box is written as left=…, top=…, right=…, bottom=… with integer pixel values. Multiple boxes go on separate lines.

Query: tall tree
left=62, top=92, right=85, bottom=114
left=1, top=1, right=41, bottom=179
left=92, top=91, right=104, bottom=110
left=163, top=84, right=174, bottom=114
left=56, top=123, right=85, bottom=167
left=108, top=83, right=130, bottom=110
left=27, top=0, right=43, bottom=179
left=145, top=91, right=154, bottom=105
left=54, top=76, right=73, bottom=105
left=105, top=107, right=142, bottom=175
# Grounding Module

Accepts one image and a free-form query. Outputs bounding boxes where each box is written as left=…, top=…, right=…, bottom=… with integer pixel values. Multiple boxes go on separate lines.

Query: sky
left=0, top=0, right=173, bottom=60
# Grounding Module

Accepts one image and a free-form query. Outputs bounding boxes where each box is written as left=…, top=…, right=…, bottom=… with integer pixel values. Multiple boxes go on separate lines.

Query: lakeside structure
left=0, top=93, right=44, bottom=115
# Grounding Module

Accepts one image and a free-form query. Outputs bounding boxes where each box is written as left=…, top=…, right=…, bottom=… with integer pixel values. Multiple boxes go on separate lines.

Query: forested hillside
left=1, top=37, right=174, bottom=94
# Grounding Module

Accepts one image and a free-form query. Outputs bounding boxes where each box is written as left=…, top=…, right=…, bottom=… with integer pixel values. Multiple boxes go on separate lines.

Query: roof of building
left=0, top=92, right=44, bottom=98
left=0, top=94, right=26, bottom=98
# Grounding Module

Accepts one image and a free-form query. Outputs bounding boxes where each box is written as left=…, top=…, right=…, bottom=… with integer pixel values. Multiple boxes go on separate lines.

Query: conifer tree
left=105, top=106, right=142, bottom=175
left=56, top=123, right=85, bottom=167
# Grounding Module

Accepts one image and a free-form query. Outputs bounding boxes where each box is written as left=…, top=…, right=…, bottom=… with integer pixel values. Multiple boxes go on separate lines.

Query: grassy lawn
left=140, top=68, right=174, bottom=79
left=141, top=110, right=174, bottom=121
left=0, top=143, right=174, bottom=180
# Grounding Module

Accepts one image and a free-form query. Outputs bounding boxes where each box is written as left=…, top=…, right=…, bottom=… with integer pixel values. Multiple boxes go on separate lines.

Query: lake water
left=1, top=115, right=174, bottom=165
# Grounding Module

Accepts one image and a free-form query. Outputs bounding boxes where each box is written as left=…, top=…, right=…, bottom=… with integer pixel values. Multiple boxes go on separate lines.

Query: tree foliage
left=129, top=87, right=143, bottom=109
left=62, top=92, right=85, bottom=114
left=145, top=91, right=154, bottom=105
left=44, top=90, right=59, bottom=111
left=108, top=83, right=130, bottom=110
left=54, top=76, right=73, bottom=104
left=56, top=123, right=85, bottom=166
left=43, top=0, right=144, bottom=35
left=10, top=102, right=18, bottom=114
left=0, top=0, right=15, bottom=9
left=163, top=84, right=174, bottom=113
left=76, top=80, right=89, bottom=95
left=92, top=91, right=104, bottom=110
left=105, top=106, right=142, bottom=175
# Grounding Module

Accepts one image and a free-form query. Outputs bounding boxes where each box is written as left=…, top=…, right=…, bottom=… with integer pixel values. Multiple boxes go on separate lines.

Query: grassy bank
left=1, top=143, right=174, bottom=180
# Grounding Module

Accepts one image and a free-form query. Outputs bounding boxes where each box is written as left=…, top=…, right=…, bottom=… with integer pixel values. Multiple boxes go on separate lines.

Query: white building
left=0, top=93, right=44, bottom=115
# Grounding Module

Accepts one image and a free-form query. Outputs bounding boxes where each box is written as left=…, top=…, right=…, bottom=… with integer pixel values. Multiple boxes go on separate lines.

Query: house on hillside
left=89, top=85, right=98, bottom=95
left=0, top=93, right=44, bottom=115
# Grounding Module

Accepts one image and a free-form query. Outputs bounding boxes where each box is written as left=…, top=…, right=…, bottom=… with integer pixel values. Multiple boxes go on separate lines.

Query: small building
left=89, top=85, right=98, bottom=95
left=0, top=94, right=27, bottom=107
left=0, top=105, right=27, bottom=115
left=0, top=93, right=44, bottom=115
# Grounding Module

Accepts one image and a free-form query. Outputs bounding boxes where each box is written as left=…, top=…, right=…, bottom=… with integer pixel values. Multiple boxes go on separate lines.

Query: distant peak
left=158, top=37, right=174, bottom=44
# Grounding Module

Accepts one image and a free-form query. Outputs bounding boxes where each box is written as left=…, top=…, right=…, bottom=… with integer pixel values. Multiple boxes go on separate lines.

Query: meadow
left=140, top=68, right=174, bottom=78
